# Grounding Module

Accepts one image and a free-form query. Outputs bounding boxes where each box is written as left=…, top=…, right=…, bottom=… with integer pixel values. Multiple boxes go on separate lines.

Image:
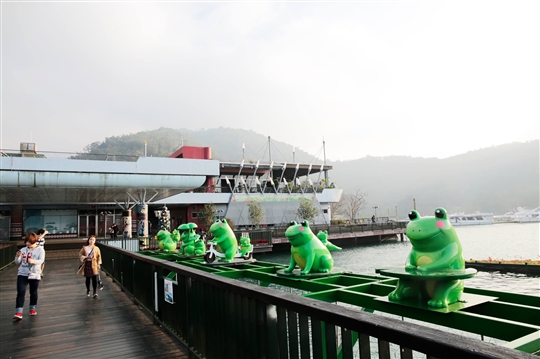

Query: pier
left=1, top=241, right=538, bottom=358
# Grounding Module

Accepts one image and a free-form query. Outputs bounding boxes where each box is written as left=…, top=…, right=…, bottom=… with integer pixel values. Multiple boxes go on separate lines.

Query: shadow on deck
left=0, top=257, right=190, bottom=359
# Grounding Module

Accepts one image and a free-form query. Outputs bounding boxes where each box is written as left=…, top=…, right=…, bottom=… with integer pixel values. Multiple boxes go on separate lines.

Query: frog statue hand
left=316, top=230, right=342, bottom=251
left=284, top=221, right=334, bottom=275
left=388, top=208, right=465, bottom=308
left=209, top=219, right=238, bottom=262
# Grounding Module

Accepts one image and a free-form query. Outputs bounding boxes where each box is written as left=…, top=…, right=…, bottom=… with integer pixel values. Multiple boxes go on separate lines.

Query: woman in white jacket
left=14, top=233, right=45, bottom=320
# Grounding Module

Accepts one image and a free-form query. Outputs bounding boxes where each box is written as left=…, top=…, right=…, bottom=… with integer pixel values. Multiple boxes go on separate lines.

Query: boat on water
left=494, top=207, right=540, bottom=224
left=449, top=212, right=494, bottom=226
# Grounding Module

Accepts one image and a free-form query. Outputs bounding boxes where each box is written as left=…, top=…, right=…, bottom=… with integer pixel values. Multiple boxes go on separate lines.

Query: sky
left=1, top=0, right=539, bottom=161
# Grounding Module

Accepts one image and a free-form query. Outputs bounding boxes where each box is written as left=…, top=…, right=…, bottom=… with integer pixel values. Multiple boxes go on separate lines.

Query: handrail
left=97, top=243, right=535, bottom=359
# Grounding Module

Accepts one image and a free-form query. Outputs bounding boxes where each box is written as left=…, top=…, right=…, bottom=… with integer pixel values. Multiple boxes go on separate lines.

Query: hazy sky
left=1, top=1, right=538, bottom=161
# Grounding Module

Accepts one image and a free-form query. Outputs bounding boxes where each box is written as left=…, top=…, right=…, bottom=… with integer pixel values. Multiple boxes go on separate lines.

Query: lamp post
left=373, top=206, right=378, bottom=223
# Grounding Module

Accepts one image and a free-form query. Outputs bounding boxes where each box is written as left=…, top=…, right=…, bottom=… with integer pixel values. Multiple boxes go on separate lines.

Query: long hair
left=86, top=235, right=96, bottom=246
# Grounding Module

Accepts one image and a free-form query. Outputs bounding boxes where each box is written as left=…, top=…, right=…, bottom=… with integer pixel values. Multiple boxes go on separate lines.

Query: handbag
left=97, top=272, right=104, bottom=290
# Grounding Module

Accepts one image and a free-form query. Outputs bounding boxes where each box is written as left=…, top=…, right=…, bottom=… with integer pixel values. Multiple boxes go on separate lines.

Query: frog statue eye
left=289, top=221, right=297, bottom=226
left=408, top=211, right=418, bottom=220
left=434, top=208, right=446, bottom=219
left=301, top=221, right=308, bottom=227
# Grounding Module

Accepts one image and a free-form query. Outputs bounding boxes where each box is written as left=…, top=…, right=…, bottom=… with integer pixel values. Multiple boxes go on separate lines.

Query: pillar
left=136, top=204, right=148, bottom=238
left=122, top=210, right=132, bottom=239
left=10, top=205, right=23, bottom=241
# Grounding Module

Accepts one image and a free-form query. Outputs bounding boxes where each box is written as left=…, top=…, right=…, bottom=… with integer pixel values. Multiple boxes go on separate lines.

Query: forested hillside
left=81, top=129, right=539, bottom=217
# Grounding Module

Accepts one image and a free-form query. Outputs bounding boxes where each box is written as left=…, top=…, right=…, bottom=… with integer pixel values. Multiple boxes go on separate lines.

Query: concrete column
left=10, top=205, right=23, bottom=241
left=122, top=210, right=132, bottom=239
left=136, top=204, right=148, bottom=238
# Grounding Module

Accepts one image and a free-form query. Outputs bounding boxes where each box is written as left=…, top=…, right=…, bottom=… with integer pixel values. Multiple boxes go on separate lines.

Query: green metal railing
left=0, top=242, right=17, bottom=270
left=98, top=243, right=538, bottom=359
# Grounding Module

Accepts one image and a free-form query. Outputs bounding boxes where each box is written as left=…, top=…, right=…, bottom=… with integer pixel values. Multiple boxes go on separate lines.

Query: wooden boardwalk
left=0, top=257, right=191, bottom=359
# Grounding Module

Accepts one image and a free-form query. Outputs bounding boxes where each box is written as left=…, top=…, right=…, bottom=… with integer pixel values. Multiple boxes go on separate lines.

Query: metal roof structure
left=0, top=156, right=220, bottom=205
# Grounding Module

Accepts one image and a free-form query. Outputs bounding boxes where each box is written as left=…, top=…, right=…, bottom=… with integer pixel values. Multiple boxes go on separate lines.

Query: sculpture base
left=375, top=293, right=498, bottom=314
left=276, top=267, right=349, bottom=279
left=204, top=258, right=258, bottom=266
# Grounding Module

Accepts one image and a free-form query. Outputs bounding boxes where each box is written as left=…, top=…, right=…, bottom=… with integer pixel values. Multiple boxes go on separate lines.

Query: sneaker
left=93, top=293, right=98, bottom=298
left=87, top=291, right=90, bottom=297
left=14, top=312, right=23, bottom=320
left=29, top=309, right=37, bottom=316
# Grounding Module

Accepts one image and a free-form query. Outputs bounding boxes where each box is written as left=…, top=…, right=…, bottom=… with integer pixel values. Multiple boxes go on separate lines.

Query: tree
left=329, top=198, right=345, bottom=219
left=198, top=203, right=216, bottom=231
left=297, top=199, right=319, bottom=222
left=342, top=189, right=367, bottom=223
left=248, top=202, right=264, bottom=229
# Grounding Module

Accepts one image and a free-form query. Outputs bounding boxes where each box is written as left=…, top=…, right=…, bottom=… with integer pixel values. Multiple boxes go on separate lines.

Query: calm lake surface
left=255, top=222, right=540, bottom=296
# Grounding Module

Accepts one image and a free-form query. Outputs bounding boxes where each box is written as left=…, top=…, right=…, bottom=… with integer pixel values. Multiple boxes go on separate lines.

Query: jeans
left=16, top=275, right=40, bottom=309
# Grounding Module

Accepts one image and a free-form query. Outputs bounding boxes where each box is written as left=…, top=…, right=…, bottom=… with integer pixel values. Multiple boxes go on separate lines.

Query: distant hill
left=81, top=129, right=539, bottom=217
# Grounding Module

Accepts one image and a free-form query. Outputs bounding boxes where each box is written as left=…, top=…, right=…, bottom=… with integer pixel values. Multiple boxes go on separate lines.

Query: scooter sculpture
left=204, top=219, right=253, bottom=263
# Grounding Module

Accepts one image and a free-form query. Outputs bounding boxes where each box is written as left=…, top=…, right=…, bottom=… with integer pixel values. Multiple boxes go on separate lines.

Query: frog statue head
left=406, top=208, right=463, bottom=263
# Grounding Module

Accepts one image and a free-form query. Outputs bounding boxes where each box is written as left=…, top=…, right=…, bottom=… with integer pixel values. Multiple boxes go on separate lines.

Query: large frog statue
left=388, top=208, right=465, bottom=308
left=208, top=219, right=238, bottom=262
left=316, top=230, right=342, bottom=251
left=156, top=229, right=177, bottom=252
left=284, top=221, right=334, bottom=275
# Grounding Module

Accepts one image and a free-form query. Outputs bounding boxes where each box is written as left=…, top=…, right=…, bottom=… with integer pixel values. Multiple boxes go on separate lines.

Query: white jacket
left=15, top=246, right=45, bottom=280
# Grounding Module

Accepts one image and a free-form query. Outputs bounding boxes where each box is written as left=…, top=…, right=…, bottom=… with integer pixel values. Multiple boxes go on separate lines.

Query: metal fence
left=98, top=243, right=534, bottom=359
left=0, top=242, right=17, bottom=270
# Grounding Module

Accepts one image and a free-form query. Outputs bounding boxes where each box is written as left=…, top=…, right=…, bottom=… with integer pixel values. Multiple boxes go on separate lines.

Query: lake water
left=255, top=222, right=540, bottom=296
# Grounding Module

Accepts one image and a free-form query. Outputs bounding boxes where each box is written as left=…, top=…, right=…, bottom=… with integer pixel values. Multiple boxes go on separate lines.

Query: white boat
left=513, top=207, right=540, bottom=223
left=449, top=212, right=494, bottom=226
left=494, top=207, right=540, bottom=224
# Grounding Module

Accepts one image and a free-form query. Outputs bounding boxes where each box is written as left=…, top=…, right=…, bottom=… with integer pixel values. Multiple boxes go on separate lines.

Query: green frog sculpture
left=156, top=229, right=177, bottom=252
left=178, top=223, right=205, bottom=256
left=206, top=219, right=238, bottom=262
left=239, top=234, right=253, bottom=257
left=387, top=208, right=467, bottom=308
left=284, top=221, right=334, bottom=275
left=316, top=230, right=342, bottom=251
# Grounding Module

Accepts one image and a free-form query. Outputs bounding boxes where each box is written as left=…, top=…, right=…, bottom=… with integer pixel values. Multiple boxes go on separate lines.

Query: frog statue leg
left=428, top=279, right=464, bottom=308
left=314, top=253, right=334, bottom=273
left=221, top=244, right=237, bottom=262
left=388, top=279, right=418, bottom=302
left=300, top=251, right=315, bottom=275
left=284, top=254, right=298, bottom=273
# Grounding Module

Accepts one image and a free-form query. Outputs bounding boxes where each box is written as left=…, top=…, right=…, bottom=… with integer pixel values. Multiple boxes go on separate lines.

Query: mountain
left=81, top=128, right=539, bottom=217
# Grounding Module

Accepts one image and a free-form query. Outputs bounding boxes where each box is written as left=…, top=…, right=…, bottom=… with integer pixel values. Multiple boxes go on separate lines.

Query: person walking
left=14, top=233, right=45, bottom=320
left=36, top=229, right=48, bottom=277
left=111, top=223, right=118, bottom=239
left=77, top=235, right=102, bottom=298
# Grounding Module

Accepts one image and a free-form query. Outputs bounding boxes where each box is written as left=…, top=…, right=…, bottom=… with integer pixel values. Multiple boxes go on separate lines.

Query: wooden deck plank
left=0, top=257, right=190, bottom=359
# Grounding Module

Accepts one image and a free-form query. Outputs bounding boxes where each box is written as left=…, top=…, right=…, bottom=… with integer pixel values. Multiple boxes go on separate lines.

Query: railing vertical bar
left=359, top=334, right=371, bottom=359
left=299, top=314, right=311, bottom=359
left=249, top=297, right=259, bottom=359
left=242, top=294, right=251, bottom=359
left=400, top=346, right=413, bottom=359
left=277, top=306, right=289, bottom=359
left=312, top=318, right=323, bottom=359
left=287, top=310, right=299, bottom=359
left=378, top=339, right=391, bottom=359
left=229, top=290, right=239, bottom=359
left=267, top=305, right=280, bottom=359
left=325, top=323, right=337, bottom=359
left=256, top=300, right=268, bottom=359
left=341, top=327, right=353, bottom=359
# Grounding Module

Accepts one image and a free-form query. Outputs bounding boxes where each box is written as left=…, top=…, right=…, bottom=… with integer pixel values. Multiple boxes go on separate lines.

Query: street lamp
left=372, top=206, right=378, bottom=222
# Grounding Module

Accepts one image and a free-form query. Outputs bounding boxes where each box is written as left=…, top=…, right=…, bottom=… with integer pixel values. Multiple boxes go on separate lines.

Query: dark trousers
left=16, top=275, right=40, bottom=308
left=86, top=276, right=97, bottom=293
